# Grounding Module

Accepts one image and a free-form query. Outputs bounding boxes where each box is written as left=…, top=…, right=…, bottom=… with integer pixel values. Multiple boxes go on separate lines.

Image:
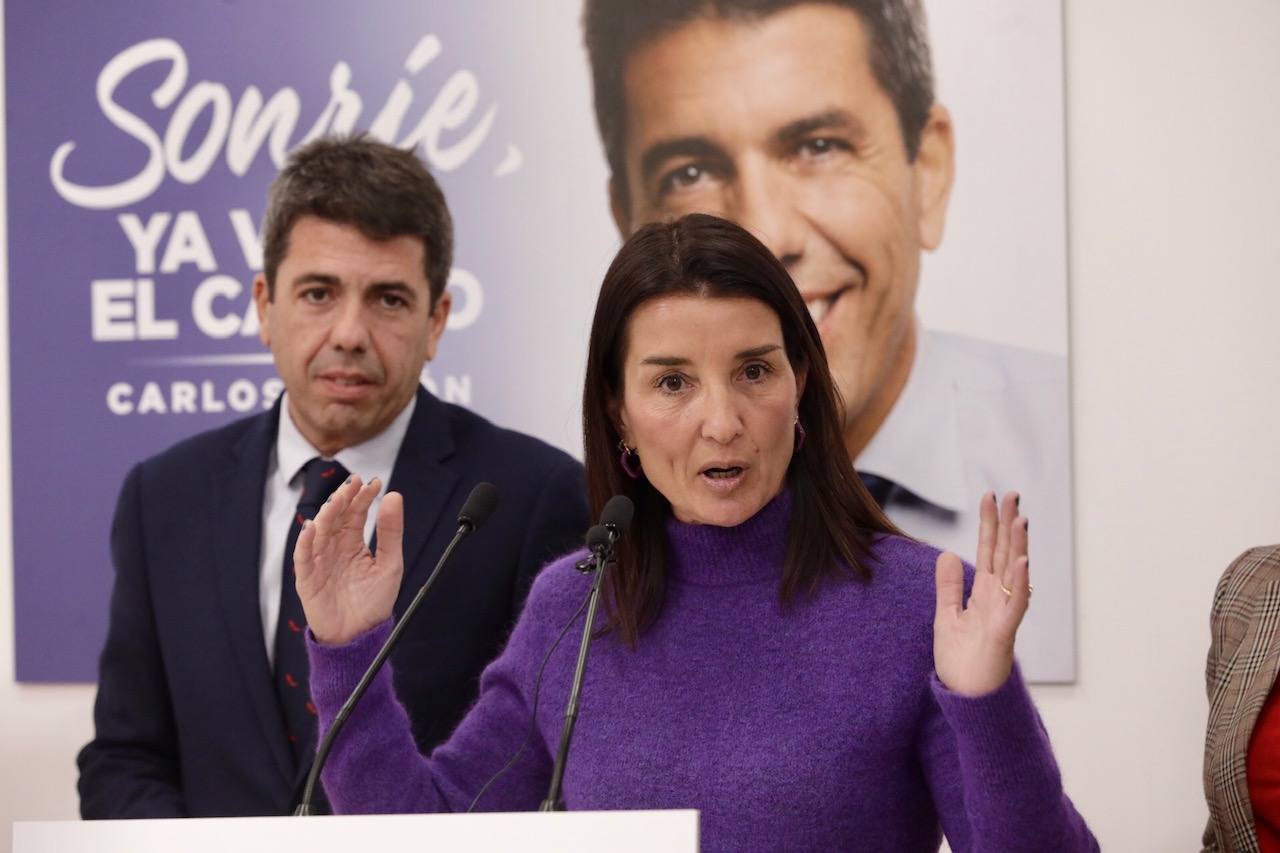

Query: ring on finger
left=999, top=583, right=1035, bottom=597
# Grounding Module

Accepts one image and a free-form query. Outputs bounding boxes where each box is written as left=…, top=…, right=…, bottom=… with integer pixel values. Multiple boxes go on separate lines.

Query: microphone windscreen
left=585, top=524, right=611, bottom=553
left=600, top=495, right=634, bottom=536
left=458, top=482, right=499, bottom=530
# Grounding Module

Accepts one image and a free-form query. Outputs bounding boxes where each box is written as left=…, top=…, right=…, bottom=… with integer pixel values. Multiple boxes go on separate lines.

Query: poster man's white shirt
left=857, top=324, right=1075, bottom=682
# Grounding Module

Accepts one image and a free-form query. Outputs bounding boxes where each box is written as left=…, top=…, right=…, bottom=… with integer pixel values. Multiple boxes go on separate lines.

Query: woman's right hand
left=293, top=475, right=405, bottom=646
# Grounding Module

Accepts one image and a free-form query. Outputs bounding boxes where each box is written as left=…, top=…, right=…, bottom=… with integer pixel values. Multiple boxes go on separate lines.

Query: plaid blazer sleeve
left=1202, top=545, right=1280, bottom=853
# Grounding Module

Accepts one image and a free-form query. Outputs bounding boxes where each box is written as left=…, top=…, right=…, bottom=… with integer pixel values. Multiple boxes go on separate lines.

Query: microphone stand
left=539, top=534, right=613, bottom=812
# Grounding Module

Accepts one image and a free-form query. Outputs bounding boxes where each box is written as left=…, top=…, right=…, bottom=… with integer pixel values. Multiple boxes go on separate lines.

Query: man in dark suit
left=77, top=136, right=589, bottom=817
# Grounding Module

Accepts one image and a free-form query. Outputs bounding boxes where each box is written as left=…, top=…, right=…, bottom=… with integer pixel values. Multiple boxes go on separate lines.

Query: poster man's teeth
left=807, top=299, right=829, bottom=323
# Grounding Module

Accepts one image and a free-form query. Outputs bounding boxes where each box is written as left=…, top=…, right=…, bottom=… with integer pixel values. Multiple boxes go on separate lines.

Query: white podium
left=14, top=810, right=699, bottom=852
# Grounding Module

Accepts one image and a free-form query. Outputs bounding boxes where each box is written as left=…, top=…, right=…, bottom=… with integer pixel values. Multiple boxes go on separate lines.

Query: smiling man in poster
left=582, top=0, right=1075, bottom=681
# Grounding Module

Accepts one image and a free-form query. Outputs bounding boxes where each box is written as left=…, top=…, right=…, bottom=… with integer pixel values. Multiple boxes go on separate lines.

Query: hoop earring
left=793, top=418, right=806, bottom=451
left=617, top=440, right=642, bottom=479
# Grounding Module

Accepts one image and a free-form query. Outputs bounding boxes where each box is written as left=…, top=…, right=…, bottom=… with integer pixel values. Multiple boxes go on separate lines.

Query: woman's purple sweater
left=308, top=494, right=1097, bottom=852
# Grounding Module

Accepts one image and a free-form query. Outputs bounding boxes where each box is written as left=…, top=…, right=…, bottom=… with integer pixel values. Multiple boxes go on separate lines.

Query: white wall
left=1023, top=0, right=1280, bottom=837
left=1038, top=0, right=1280, bottom=847
left=4, top=1, right=1280, bottom=850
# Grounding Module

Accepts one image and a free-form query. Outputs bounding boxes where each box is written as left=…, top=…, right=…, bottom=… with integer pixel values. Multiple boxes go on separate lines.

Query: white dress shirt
left=856, top=325, right=1076, bottom=682
left=258, top=393, right=417, bottom=665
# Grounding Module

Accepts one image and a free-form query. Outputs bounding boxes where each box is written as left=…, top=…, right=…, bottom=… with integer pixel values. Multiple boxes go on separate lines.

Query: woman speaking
left=295, top=214, right=1097, bottom=851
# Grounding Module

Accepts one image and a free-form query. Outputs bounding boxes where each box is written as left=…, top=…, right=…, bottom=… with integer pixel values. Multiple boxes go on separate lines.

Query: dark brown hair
left=582, top=0, right=935, bottom=213
left=261, top=134, right=453, bottom=302
left=583, top=213, right=897, bottom=645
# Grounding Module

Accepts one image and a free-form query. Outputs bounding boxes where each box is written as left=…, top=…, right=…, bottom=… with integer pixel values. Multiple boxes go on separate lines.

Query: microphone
left=574, top=521, right=619, bottom=573
left=584, top=524, right=611, bottom=554
left=540, top=495, right=633, bottom=812
left=457, top=481, right=499, bottom=532
left=599, top=494, right=634, bottom=543
left=295, top=482, right=499, bottom=816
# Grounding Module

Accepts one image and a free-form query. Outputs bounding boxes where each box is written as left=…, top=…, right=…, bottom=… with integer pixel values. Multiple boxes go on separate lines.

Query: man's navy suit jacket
left=77, top=387, right=589, bottom=817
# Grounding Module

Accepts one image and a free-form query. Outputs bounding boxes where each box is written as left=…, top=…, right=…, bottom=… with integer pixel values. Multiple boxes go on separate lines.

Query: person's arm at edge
left=76, top=464, right=187, bottom=818
left=1200, top=549, right=1255, bottom=851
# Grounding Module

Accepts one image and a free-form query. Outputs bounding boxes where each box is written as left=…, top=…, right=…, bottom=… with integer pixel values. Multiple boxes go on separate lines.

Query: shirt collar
left=275, top=392, right=417, bottom=486
left=854, top=324, right=968, bottom=513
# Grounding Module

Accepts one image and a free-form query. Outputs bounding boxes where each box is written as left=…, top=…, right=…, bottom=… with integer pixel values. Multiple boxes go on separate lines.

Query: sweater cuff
left=306, top=620, right=394, bottom=725
left=930, top=664, right=1059, bottom=791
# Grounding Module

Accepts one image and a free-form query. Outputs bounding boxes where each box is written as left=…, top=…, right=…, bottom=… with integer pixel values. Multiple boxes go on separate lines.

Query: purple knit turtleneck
left=308, top=492, right=1096, bottom=852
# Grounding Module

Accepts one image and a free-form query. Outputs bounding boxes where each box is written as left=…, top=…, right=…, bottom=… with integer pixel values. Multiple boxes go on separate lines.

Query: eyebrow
left=290, top=272, right=341, bottom=289
left=638, top=136, right=725, bottom=186
left=771, top=110, right=867, bottom=150
left=290, top=274, right=417, bottom=299
left=366, top=281, right=417, bottom=300
left=637, top=109, right=868, bottom=187
left=638, top=344, right=782, bottom=367
left=736, top=344, right=783, bottom=360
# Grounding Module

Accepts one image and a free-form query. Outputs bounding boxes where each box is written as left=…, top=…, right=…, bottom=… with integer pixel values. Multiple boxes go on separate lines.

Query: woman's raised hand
left=932, top=491, right=1031, bottom=697
left=293, top=475, right=405, bottom=646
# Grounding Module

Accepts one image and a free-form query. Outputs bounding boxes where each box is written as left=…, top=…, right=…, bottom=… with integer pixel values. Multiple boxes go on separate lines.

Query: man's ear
left=423, top=291, right=452, bottom=362
left=913, top=103, right=956, bottom=252
left=253, top=274, right=272, bottom=347
left=609, top=176, right=630, bottom=237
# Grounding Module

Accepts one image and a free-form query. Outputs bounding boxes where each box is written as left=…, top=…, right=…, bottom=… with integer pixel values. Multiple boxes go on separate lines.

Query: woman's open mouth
left=700, top=465, right=746, bottom=492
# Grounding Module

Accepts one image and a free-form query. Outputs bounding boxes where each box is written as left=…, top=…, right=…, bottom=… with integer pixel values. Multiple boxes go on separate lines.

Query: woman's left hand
left=933, top=491, right=1031, bottom=697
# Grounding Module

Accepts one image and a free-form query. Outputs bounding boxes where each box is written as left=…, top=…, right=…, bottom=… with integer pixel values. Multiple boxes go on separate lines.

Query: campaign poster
left=4, top=0, right=1073, bottom=681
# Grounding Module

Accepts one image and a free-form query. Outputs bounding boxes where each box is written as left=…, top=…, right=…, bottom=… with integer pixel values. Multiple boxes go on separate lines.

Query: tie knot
left=298, top=457, right=350, bottom=510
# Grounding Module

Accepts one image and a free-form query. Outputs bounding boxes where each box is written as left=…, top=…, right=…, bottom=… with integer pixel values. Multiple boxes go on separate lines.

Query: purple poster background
left=5, top=0, right=615, bottom=681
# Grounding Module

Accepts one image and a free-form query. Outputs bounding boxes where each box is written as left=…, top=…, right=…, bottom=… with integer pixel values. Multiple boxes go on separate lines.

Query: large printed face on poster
left=4, top=0, right=1072, bottom=682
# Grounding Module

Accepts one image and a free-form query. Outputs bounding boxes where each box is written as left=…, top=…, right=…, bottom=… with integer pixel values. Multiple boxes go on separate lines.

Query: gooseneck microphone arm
left=539, top=525, right=611, bottom=812
left=539, top=495, right=634, bottom=812
left=294, top=482, right=500, bottom=817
